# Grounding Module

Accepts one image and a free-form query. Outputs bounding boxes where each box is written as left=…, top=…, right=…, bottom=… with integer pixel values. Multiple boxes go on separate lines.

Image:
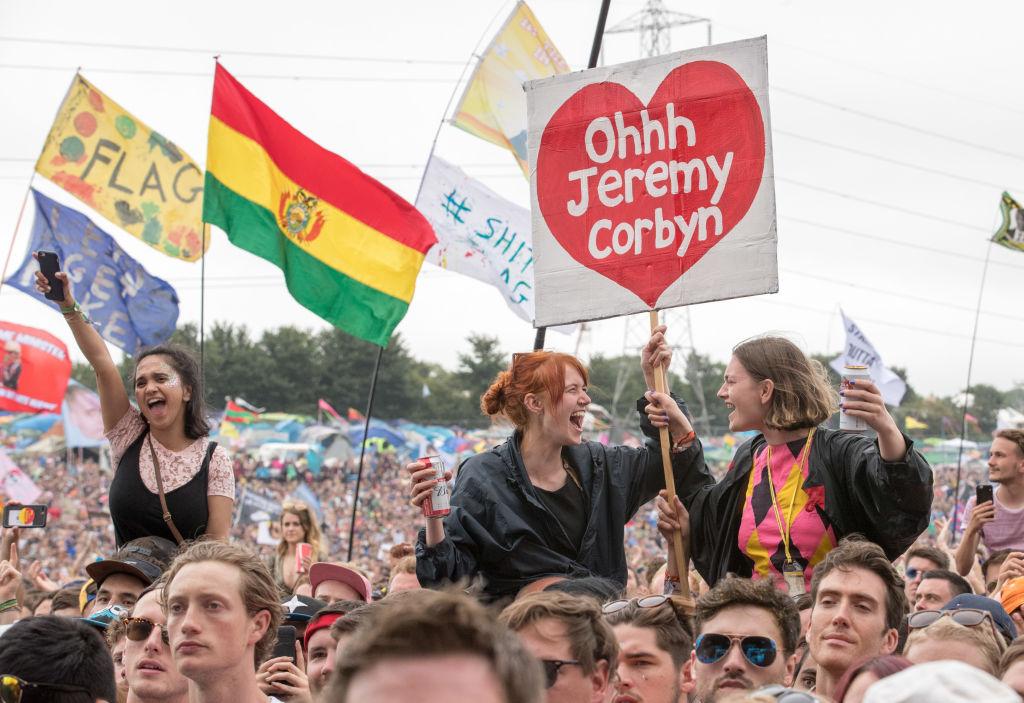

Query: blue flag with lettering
left=6, top=189, right=179, bottom=354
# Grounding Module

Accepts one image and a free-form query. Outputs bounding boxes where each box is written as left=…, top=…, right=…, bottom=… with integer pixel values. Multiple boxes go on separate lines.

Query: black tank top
left=108, top=431, right=216, bottom=547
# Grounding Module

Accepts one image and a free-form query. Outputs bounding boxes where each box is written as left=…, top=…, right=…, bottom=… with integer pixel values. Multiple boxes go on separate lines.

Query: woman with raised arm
left=409, top=325, right=703, bottom=604
left=676, top=335, right=932, bottom=593
left=35, top=257, right=234, bottom=546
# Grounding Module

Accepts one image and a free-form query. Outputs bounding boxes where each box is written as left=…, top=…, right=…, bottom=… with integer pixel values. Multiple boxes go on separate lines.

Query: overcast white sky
left=1, top=0, right=1022, bottom=400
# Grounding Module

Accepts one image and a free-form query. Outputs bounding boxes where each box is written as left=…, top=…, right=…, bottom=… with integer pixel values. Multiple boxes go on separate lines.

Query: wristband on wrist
left=671, top=430, right=696, bottom=453
left=61, top=302, right=91, bottom=325
left=0, top=598, right=19, bottom=613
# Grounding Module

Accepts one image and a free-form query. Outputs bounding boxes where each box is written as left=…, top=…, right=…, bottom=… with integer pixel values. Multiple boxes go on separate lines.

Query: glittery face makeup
left=134, top=355, right=190, bottom=425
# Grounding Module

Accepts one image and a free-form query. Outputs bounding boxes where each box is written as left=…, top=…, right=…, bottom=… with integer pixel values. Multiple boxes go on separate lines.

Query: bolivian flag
left=202, top=64, right=437, bottom=346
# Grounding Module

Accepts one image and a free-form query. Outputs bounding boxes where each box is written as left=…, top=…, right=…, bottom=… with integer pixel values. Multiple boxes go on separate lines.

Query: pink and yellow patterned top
left=106, top=406, right=234, bottom=499
left=737, top=436, right=835, bottom=592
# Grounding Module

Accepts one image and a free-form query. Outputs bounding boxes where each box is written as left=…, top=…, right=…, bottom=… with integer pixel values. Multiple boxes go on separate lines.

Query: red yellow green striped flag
left=202, top=64, right=437, bottom=346
left=224, top=399, right=257, bottom=424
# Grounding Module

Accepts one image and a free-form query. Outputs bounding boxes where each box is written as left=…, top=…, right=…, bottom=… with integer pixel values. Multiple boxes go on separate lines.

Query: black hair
left=544, top=576, right=624, bottom=603
left=0, top=616, right=116, bottom=702
left=921, top=569, right=974, bottom=598
left=135, top=345, right=209, bottom=439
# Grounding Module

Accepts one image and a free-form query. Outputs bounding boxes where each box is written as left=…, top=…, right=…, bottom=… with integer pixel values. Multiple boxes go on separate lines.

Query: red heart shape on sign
left=537, top=60, right=765, bottom=308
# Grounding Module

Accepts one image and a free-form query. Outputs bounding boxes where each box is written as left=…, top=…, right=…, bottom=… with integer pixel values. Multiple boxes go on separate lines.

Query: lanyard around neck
left=762, top=428, right=816, bottom=565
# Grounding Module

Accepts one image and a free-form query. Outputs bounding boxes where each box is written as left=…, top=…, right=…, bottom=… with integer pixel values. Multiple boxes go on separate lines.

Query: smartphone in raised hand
left=36, top=251, right=64, bottom=302
left=2, top=504, right=48, bottom=528
left=977, top=483, right=994, bottom=506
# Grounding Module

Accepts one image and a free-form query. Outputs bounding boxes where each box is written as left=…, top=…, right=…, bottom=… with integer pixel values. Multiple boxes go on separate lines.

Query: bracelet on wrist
left=671, top=430, right=697, bottom=453
left=0, top=598, right=19, bottom=612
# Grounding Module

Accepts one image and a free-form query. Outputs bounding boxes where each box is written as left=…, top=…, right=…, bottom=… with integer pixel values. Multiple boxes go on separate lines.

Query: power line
left=0, top=35, right=466, bottom=66
left=0, top=63, right=461, bottom=83
left=780, top=215, right=1024, bottom=271
left=773, top=86, right=1024, bottom=162
left=780, top=268, right=1024, bottom=323
left=775, top=129, right=1024, bottom=193
left=750, top=297, right=1024, bottom=349
left=778, top=177, right=989, bottom=231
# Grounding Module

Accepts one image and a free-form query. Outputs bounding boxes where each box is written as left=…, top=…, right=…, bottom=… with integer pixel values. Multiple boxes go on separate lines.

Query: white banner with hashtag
left=416, top=155, right=538, bottom=323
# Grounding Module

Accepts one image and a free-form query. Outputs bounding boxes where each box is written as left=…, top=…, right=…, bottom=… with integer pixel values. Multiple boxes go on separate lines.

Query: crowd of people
left=4, top=263, right=1024, bottom=701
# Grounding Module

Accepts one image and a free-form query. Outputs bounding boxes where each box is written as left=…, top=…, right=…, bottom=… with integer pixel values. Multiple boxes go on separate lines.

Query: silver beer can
left=840, top=365, right=871, bottom=432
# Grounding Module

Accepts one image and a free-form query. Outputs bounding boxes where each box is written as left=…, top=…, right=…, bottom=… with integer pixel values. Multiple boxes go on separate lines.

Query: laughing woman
left=671, top=336, right=932, bottom=593
left=35, top=260, right=234, bottom=546
left=409, top=326, right=704, bottom=603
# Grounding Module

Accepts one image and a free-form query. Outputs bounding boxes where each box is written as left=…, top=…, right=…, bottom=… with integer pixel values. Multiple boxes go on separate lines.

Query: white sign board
left=526, top=36, right=778, bottom=327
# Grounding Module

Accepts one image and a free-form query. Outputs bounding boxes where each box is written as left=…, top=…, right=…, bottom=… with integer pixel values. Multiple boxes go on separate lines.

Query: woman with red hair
left=408, top=326, right=702, bottom=603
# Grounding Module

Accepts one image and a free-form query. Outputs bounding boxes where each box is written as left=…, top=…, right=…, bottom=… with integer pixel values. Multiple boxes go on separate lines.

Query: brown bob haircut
left=481, top=351, right=589, bottom=431
left=731, top=336, right=838, bottom=431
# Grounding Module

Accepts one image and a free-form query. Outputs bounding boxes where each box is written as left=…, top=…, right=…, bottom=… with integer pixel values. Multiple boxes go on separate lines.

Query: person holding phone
left=34, top=256, right=234, bottom=546
left=956, top=430, right=1024, bottom=576
left=677, top=336, right=932, bottom=592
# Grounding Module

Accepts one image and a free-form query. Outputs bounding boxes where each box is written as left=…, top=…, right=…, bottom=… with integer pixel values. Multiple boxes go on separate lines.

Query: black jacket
left=416, top=398, right=703, bottom=602
left=682, top=428, right=933, bottom=586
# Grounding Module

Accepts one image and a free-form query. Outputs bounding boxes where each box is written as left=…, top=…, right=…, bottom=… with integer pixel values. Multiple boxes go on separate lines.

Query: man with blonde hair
left=500, top=591, right=619, bottom=703
left=162, top=541, right=282, bottom=703
left=904, top=615, right=1004, bottom=675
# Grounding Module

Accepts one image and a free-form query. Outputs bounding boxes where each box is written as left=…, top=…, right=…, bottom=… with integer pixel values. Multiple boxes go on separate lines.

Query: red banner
left=0, top=322, right=72, bottom=413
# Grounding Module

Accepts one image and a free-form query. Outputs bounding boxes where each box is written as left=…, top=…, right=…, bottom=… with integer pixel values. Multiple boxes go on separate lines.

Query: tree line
left=70, top=322, right=1022, bottom=437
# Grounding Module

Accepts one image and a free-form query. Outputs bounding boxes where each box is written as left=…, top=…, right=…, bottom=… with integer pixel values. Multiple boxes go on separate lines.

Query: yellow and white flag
left=36, top=74, right=208, bottom=261
left=451, top=1, right=569, bottom=176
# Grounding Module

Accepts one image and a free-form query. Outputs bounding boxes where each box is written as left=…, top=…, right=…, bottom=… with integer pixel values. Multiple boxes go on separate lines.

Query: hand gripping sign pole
left=649, top=309, right=688, bottom=596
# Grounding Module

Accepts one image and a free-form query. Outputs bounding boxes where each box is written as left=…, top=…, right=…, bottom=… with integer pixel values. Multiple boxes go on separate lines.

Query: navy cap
left=280, top=594, right=327, bottom=623
left=943, top=593, right=1017, bottom=642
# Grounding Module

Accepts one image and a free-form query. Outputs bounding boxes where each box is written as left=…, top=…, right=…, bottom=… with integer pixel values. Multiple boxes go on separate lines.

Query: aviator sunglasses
left=694, top=633, right=778, bottom=667
left=907, top=608, right=993, bottom=631
left=0, top=675, right=90, bottom=703
left=123, top=616, right=170, bottom=645
left=540, top=659, right=581, bottom=688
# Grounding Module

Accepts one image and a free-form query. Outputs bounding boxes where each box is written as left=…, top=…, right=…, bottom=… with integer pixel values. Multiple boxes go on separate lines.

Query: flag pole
left=414, top=0, right=514, bottom=203
left=199, top=224, right=208, bottom=377
left=346, top=345, right=385, bottom=562
left=533, top=0, right=612, bottom=351
left=952, top=239, right=994, bottom=535
left=1, top=72, right=79, bottom=301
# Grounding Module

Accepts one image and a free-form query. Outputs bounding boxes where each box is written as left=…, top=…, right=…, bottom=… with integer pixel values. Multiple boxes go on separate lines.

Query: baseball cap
left=280, top=594, right=327, bottom=623
left=943, top=593, right=1018, bottom=643
left=864, top=660, right=1019, bottom=702
left=1001, top=576, right=1024, bottom=616
left=85, top=536, right=178, bottom=588
left=80, top=604, right=130, bottom=632
left=309, top=562, right=372, bottom=603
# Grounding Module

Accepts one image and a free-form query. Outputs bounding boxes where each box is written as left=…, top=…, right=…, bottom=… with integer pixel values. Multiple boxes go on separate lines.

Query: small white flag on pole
left=830, top=309, right=907, bottom=406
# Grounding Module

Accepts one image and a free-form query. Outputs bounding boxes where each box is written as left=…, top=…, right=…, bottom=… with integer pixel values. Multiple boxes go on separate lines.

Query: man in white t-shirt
left=956, top=430, right=1024, bottom=576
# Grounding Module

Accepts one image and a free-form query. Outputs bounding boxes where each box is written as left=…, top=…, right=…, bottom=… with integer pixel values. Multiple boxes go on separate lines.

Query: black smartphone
left=977, top=483, right=994, bottom=506
left=2, top=504, right=48, bottom=528
left=36, top=251, right=64, bottom=301
left=271, top=625, right=296, bottom=663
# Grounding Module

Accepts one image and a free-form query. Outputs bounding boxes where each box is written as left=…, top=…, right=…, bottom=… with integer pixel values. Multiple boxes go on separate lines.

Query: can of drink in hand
left=419, top=456, right=450, bottom=518
left=295, top=542, right=312, bottom=573
left=840, top=365, right=871, bottom=432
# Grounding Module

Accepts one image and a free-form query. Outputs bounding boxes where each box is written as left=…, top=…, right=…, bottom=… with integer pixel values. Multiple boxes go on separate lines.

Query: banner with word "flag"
left=35, top=74, right=208, bottom=261
left=993, top=192, right=1024, bottom=253
left=203, top=64, right=436, bottom=347
left=6, top=189, right=180, bottom=354
left=452, top=1, right=569, bottom=176
left=829, top=309, right=906, bottom=406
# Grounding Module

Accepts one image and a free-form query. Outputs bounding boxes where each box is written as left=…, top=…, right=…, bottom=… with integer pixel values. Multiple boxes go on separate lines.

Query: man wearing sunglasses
left=806, top=538, right=904, bottom=701
left=500, top=591, right=618, bottom=703
left=900, top=546, right=947, bottom=606
left=691, top=577, right=800, bottom=702
left=602, top=594, right=694, bottom=703
left=122, top=582, right=188, bottom=703
left=0, top=615, right=116, bottom=702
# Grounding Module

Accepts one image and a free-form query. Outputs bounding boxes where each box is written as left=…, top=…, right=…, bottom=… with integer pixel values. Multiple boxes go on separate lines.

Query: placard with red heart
left=527, top=37, right=777, bottom=327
